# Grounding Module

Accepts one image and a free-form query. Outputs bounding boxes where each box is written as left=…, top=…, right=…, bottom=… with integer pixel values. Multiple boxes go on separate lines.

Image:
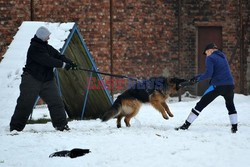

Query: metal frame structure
left=56, top=23, right=113, bottom=119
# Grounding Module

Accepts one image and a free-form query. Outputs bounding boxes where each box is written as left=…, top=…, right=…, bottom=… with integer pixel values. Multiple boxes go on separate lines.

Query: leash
left=75, top=67, right=194, bottom=89
left=76, top=67, right=138, bottom=81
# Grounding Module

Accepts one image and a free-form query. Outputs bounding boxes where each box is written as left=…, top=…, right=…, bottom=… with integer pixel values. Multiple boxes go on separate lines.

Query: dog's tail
left=102, top=96, right=122, bottom=122
left=101, top=108, right=120, bottom=122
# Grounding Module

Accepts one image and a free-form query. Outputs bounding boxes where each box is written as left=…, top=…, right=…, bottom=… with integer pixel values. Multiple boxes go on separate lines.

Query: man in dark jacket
left=176, top=43, right=238, bottom=133
left=10, top=26, right=76, bottom=132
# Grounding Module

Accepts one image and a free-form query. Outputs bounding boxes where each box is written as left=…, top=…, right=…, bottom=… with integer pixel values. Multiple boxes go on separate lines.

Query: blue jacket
left=197, top=50, right=234, bottom=86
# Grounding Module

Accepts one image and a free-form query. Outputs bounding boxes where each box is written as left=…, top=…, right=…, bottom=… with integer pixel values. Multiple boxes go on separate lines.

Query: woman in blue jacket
left=176, top=43, right=238, bottom=133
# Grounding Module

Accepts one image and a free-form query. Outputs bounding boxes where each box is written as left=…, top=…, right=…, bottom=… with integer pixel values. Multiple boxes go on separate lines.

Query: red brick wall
left=112, top=1, right=179, bottom=78
left=31, top=0, right=111, bottom=74
left=0, top=0, right=249, bottom=94
left=0, top=0, right=30, bottom=61
left=171, top=0, right=249, bottom=93
left=242, top=0, right=250, bottom=94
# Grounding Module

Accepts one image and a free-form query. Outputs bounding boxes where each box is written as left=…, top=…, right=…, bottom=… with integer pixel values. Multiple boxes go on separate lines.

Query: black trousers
left=10, top=72, right=67, bottom=131
left=195, top=85, right=237, bottom=115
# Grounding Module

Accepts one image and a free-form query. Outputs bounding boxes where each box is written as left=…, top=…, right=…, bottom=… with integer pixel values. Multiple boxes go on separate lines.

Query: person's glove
left=64, top=62, right=78, bottom=71
left=70, top=63, right=78, bottom=70
left=64, top=63, right=73, bottom=71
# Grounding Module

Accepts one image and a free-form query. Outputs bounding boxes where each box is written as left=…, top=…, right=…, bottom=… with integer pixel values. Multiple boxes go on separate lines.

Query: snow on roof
left=0, top=21, right=75, bottom=86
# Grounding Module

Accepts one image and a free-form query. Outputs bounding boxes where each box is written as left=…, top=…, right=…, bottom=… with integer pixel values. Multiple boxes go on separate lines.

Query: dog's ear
left=169, top=77, right=187, bottom=85
left=169, top=77, right=187, bottom=90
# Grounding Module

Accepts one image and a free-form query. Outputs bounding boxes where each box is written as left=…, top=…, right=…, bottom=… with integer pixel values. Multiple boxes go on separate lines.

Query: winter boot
left=56, top=124, right=70, bottom=131
left=175, top=121, right=191, bottom=131
left=231, top=124, right=238, bottom=133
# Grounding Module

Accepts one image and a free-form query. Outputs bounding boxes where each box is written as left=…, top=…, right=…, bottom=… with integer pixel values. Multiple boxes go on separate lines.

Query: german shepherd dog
left=102, top=77, right=186, bottom=128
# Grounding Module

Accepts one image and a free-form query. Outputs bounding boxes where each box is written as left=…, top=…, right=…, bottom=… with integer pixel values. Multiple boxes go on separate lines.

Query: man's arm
left=50, top=46, right=73, bottom=64
left=28, top=46, right=64, bottom=68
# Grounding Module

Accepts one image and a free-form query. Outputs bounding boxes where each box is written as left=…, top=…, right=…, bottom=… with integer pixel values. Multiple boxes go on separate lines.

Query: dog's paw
left=163, top=116, right=169, bottom=120
left=169, top=114, right=174, bottom=117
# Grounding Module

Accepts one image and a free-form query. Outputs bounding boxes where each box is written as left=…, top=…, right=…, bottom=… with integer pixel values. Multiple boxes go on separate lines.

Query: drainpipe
left=178, top=0, right=182, bottom=101
left=110, top=0, right=114, bottom=97
left=239, top=0, right=244, bottom=94
left=30, top=0, right=34, bottom=21
left=178, top=0, right=181, bottom=75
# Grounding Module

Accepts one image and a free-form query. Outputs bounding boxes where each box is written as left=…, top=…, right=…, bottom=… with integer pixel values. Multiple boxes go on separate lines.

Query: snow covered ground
left=1, top=90, right=250, bottom=167
left=0, top=21, right=250, bottom=167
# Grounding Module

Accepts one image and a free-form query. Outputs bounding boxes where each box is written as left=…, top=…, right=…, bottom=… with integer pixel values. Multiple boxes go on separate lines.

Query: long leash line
left=76, top=67, right=138, bottom=81
left=75, top=67, right=194, bottom=88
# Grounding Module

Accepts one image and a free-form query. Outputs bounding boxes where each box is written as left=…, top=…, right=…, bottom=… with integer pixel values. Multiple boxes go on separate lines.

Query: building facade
left=0, top=0, right=249, bottom=95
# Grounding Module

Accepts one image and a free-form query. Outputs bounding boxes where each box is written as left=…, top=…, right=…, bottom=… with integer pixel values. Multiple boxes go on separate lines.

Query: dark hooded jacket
left=23, top=35, right=72, bottom=82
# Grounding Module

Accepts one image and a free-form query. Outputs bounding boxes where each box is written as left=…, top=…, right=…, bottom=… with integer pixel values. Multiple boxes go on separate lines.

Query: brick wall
left=112, top=1, right=178, bottom=78
left=0, top=0, right=249, bottom=94
left=31, top=0, right=111, bottom=74
left=0, top=0, right=30, bottom=61
left=244, top=1, right=250, bottom=94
